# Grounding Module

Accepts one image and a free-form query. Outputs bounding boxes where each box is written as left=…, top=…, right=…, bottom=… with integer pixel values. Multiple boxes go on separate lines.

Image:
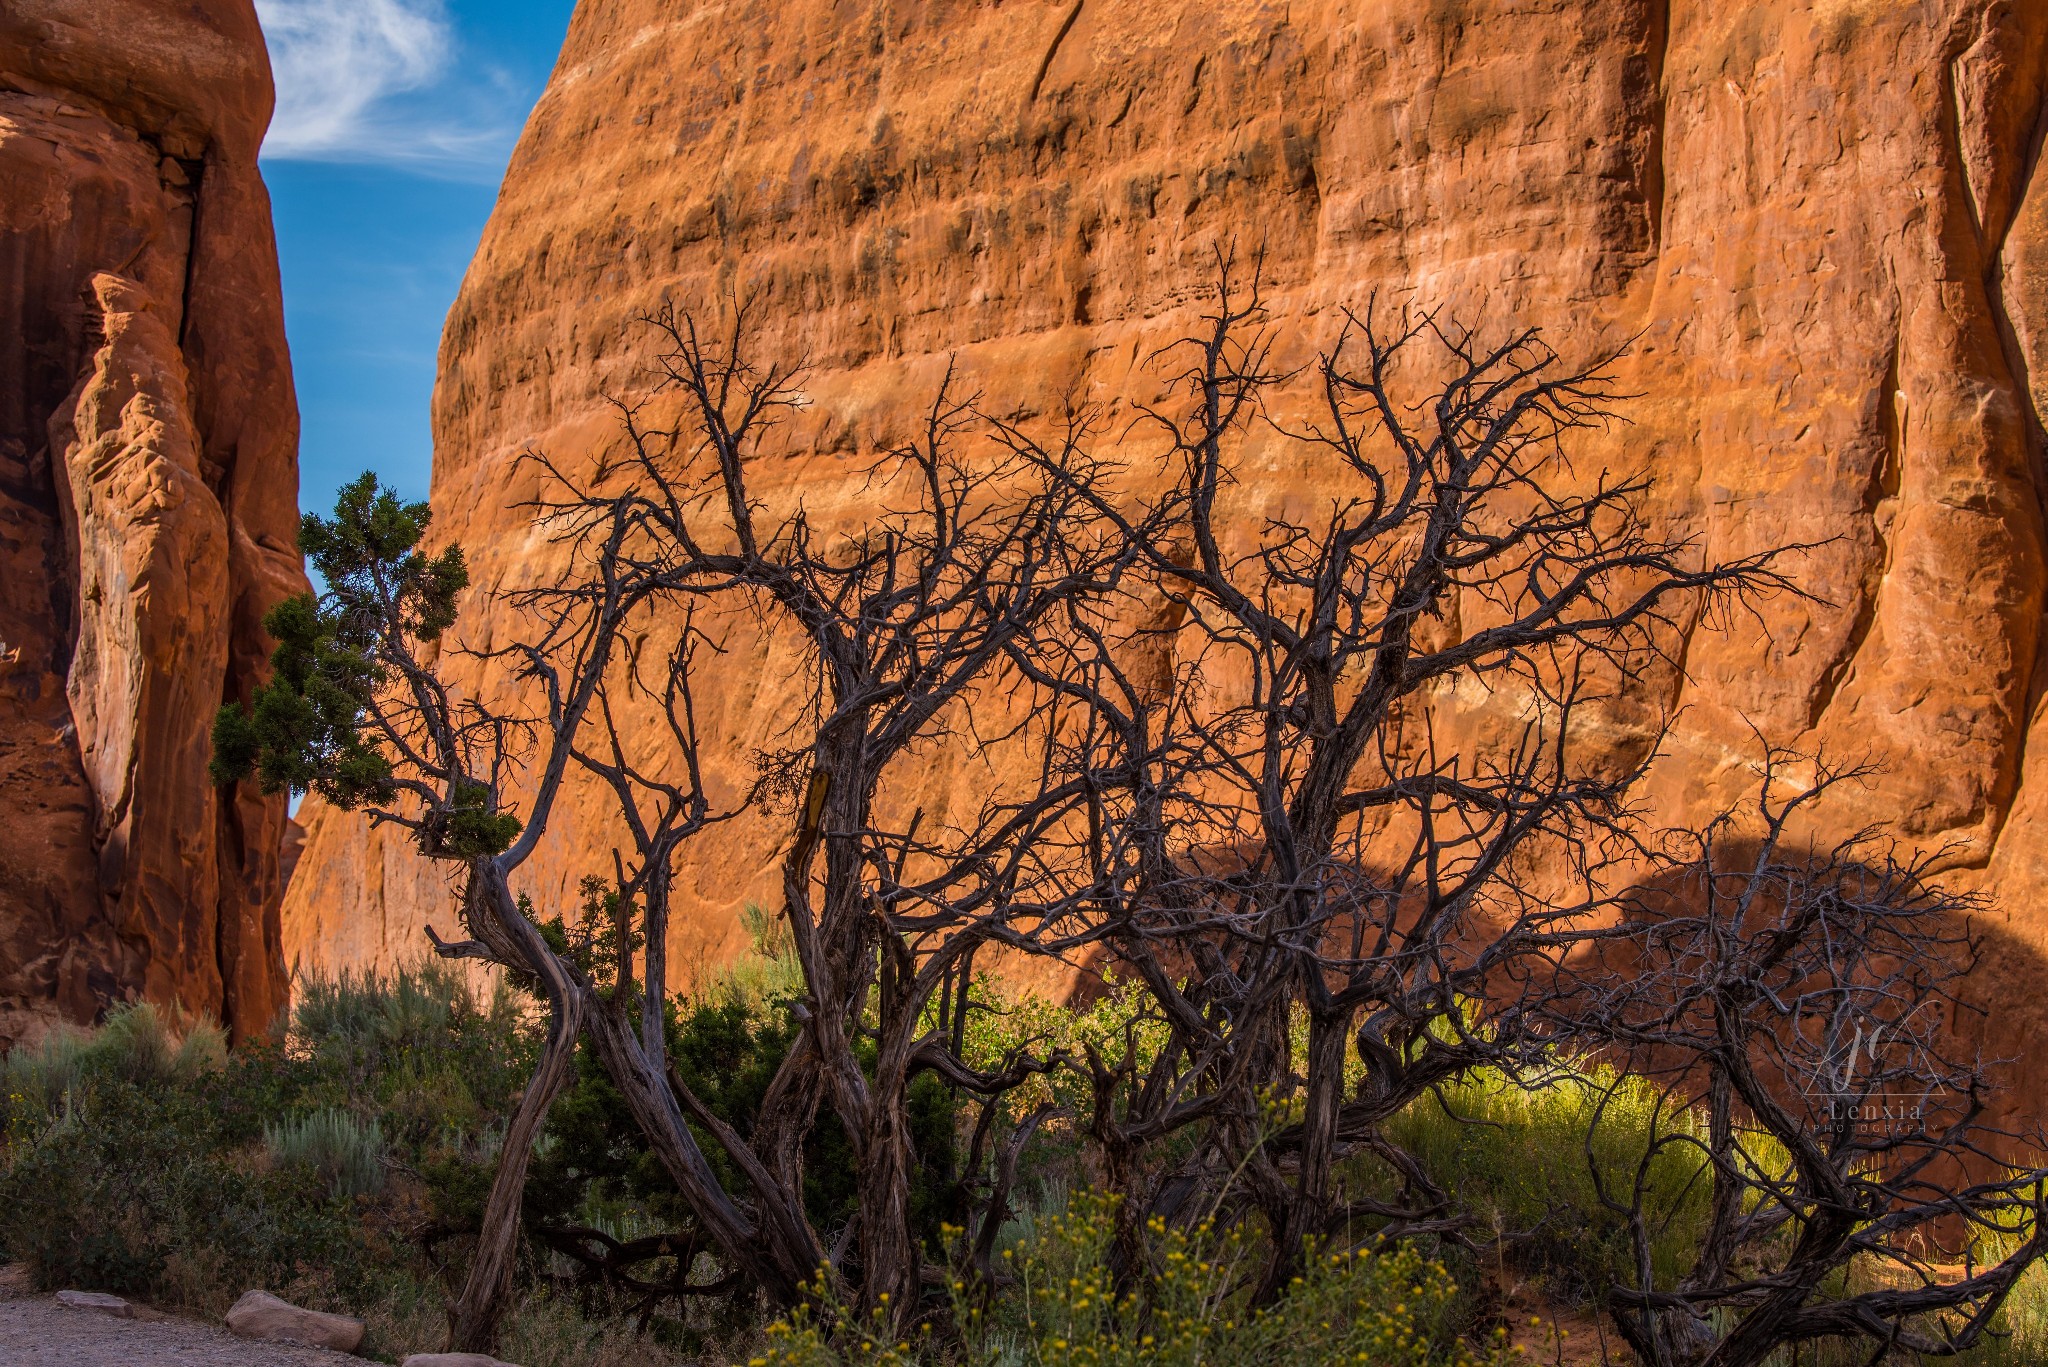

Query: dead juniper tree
left=215, top=302, right=1150, bottom=1342
left=210, top=472, right=655, bottom=1350
left=986, top=258, right=1797, bottom=1299
left=526, top=300, right=1163, bottom=1330
left=1558, top=752, right=2048, bottom=1367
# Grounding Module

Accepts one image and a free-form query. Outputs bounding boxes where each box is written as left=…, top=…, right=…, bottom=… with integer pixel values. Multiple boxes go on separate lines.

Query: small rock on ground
left=402, top=1354, right=524, bottom=1366
left=56, top=1290, right=135, bottom=1318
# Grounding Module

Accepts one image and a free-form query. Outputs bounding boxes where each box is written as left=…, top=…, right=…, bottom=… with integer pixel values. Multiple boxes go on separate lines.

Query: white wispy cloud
left=256, top=0, right=516, bottom=177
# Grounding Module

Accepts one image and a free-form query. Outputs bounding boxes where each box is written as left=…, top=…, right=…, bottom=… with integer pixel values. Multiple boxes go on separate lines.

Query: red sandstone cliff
left=286, top=2, right=2048, bottom=1046
left=0, top=0, right=305, bottom=1042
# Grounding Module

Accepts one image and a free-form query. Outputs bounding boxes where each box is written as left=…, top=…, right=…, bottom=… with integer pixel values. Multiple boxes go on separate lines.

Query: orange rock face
left=0, top=0, right=305, bottom=1043
left=287, top=0, right=2048, bottom=1054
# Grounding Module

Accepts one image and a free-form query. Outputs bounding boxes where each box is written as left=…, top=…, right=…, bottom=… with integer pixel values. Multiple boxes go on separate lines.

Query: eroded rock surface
left=0, top=0, right=304, bottom=1043
left=287, top=1, right=2048, bottom=1056
left=222, top=1291, right=364, bottom=1354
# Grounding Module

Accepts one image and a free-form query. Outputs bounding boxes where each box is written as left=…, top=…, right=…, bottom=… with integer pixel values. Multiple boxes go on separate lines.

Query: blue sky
left=256, top=0, right=577, bottom=519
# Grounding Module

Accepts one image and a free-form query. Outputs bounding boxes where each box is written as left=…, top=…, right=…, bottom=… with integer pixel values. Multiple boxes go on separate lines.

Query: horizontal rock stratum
left=0, top=0, right=303, bottom=1044
left=286, top=0, right=2048, bottom=1059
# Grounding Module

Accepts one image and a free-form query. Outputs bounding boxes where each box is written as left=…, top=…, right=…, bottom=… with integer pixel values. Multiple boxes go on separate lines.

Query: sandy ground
left=0, top=1271, right=366, bottom=1366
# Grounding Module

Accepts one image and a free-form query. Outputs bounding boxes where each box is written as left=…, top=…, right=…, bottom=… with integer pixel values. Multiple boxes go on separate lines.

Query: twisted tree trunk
left=445, top=968, right=585, bottom=1352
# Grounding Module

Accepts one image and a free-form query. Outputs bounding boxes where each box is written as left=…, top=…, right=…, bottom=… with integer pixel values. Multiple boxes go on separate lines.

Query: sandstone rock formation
left=0, top=0, right=304, bottom=1043
left=287, top=0, right=2048, bottom=1063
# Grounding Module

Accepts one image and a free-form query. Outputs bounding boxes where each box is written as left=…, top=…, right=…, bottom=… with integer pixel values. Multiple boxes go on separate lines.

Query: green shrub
left=0, top=1079, right=355, bottom=1308
left=1997, top=1252, right=2048, bottom=1362
left=747, top=1191, right=1512, bottom=1367
left=0, top=969, right=1840, bottom=1365
left=95, top=1001, right=227, bottom=1083
left=528, top=909, right=962, bottom=1300
left=695, top=904, right=804, bottom=1008
left=533, top=980, right=964, bottom=1270
left=499, top=1290, right=702, bottom=1367
left=1, top=1025, right=91, bottom=1123
left=1379, top=1064, right=1716, bottom=1296
left=278, top=961, right=538, bottom=1161
left=0, top=972, right=527, bottom=1328
left=2, top=1003, right=222, bottom=1126
left=266, top=1108, right=387, bottom=1200
left=1937, top=1225, right=2048, bottom=1367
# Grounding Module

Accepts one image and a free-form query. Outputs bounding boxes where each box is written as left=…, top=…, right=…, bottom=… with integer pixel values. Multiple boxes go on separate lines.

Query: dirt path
left=0, top=1279, right=367, bottom=1366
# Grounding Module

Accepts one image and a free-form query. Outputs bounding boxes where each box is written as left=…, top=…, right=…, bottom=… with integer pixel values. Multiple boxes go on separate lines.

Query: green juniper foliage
left=438, top=777, right=525, bottom=861
left=209, top=472, right=517, bottom=856
left=208, top=584, right=395, bottom=804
